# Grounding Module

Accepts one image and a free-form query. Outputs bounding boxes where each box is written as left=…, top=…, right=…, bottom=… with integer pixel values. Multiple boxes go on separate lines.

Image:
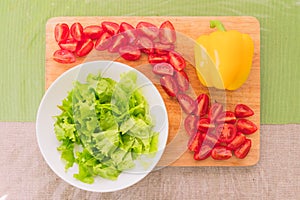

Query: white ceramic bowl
left=36, top=61, right=168, bottom=192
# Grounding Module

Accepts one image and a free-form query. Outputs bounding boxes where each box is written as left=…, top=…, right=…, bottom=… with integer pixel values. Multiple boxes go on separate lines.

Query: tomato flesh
left=235, top=104, right=254, bottom=118
left=148, top=54, right=169, bottom=64
left=76, top=39, right=94, bottom=57
left=53, top=49, right=76, bottom=64
left=194, top=145, right=212, bottom=160
left=216, top=111, right=236, bottom=124
left=184, top=114, right=199, bottom=136
left=83, top=25, right=103, bottom=40
left=159, top=20, right=176, bottom=44
left=208, top=102, right=223, bottom=122
left=95, top=32, right=112, bottom=51
left=58, top=39, right=78, bottom=52
left=227, top=133, right=246, bottom=150
left=70, top=22, right=84, bottom=42
left=211, top=146, right=232, bottom=160
left=118, top=45, right=141, bottom=61
left=216, top=123, right=237, bottom=144
left=160, top=75, right=178, bottom=97
left=193, top=94, right=209, bottom=117
left=236, top=119, right=258, bottom=135
left=55, top=23, right=69, bottom=42
left=234, top=139, right=251, bottom=159
left=168, top=51, right=186, bottom=71
left=174, top=70, right=189, bottom=92
left=177, top=93, right=196, bottom=114
left=152, top=63, right=174, bottom=76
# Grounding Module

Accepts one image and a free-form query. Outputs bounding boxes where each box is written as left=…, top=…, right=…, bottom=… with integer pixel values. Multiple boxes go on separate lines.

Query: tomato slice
left=201, top=130, right=220, bottom=148
left=208, top=102, right=223, bottom=122
left=70, top=22, right=84, bottom=42
left=83, top=25, right=103, bottom=40
left=152, top=63, right=174, bottom=76
left=54, top=23, right=69, bottom=42
left=101, top=21, right=119, bottom=35
left=234, top=139, right=251, bottom=159
left=148, top=54, right=169, bottom=64
left=95, top=32, right=112, bottom=51
left=154, top=42, right=174, bottom=55
left=108, top=34, right=127, bottom=53
left=188, top=131, right=202, bottom=152
left=227, top=133, right=246, bottom=150
left=216, top=111, right=236, bottom=124
left=118, top=45, right=141, bottom=61
left=235, top=104, right=254, bottom=118
left=211, top=146, right=232, bottom=160
left=194, top=144, right=212, bottom=160
left=193, top=94, right=209, bottom=117
left=136, top=21, right=159, bottom=40
left=216, top=123, right=237, bottom=144
left=174, top=70, right=189, bottom=92
left=136, top=36, right=154, bottom=54
left=159, top=20, right=176, bottom=44
left=236, top=119, right=258, bottom=135
left=168, top=51, right=186, bottom=71
left=177, top=93, right=196, bottom=114
left=75, top=39, right=94, bottom=57
left=58, top=39, right=78, bottom=52
left=197, top=118, right=215, bottom=134
left=53, top=49, right=76, bottom=64
left=160, top=75, right=178, bottom=97
left=184, top=114, right=199, bottom=136
left=119, top=22, right=137, bottom=44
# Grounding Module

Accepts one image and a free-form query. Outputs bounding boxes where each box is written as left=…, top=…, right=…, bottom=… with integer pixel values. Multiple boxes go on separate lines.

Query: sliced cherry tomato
left=118, top=45, right=141, bottom=61
left=174, top=70, right=189, bottom=92
left=187, top=131, right=201, bottom=152
left=53, top=49, right=76, bottom=64
left=216, top=111, right=236, bottom=124
left=177, top=93, right=196, bottom=114
left=136, top=36, right=154, bottom=54
left=216, top=123, right=237, bottom=144
left=70, top=22, right=84, bottom=42
left=168, top=51, right=186, bottom=71
left=194, top=145, right=212, bottom=160
left=235, top=104, right=254, bottom=118
left=154, top=43, right=175, bottom=55
left=227, top=133, right=246, bottom=150
left=108, top=34, right=127, bottom=53
left=197, top=118, right=215, bottom=134
left=148, top=54, right=169, bottom=64
left=159, top=20, right=176, bottom=44
left=54, top=23, right=69, bottom=42
left=234, top=139, right=251, bottom=159
left=211, top=146, right=232, bottom=160
left=119, top=22, right=137, bottom=43
left=193, top=94, right=209, bottom=117
left=236, top=119, right=258, bottom=135
left=101, top=21, right=119, bottom=35
left=208, top=102, right=223, bottom=122
left=83, top=25, right=103, bottom=40
left=75, top=38, right=94, bottom=57
left=160, top=75, right=178, bottom=97
left=201, top=131, right=219, bottom=148
left=95, top=32, right=112, bottom=51
left=152, top=63, right=174, bottom=76
left=184, top=114, right=199, bottom=136
left=58, top=39, right=78, bottom=52
left=136, top=21, right=159, bottom=40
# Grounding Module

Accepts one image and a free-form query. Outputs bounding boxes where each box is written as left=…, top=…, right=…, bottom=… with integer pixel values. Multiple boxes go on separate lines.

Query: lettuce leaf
left=54, top=71, right=159, bottom=183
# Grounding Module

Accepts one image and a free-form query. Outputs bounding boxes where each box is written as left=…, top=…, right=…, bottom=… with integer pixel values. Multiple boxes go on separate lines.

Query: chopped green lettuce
left=54, top=71, right=159, bottom=183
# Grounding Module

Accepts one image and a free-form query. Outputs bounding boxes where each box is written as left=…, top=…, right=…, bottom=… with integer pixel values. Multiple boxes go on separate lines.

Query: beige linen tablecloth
left=0, top=122, right=299, bottom=199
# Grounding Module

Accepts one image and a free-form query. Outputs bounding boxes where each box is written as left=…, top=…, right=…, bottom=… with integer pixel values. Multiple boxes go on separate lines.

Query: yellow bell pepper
left=195, top=20, right=254, bottom=90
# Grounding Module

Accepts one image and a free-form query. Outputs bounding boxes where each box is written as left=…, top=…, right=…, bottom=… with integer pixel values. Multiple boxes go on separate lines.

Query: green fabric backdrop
left=0, top=0, right=299, bottom=123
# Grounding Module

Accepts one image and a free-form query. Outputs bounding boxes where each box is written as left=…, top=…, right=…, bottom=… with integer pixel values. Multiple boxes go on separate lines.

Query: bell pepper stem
left=210, top=20, right=226, bottom=31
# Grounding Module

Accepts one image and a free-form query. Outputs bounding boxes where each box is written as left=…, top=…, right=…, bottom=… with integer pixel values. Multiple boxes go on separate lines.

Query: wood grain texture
left=45, top=16, right=260, bottom=166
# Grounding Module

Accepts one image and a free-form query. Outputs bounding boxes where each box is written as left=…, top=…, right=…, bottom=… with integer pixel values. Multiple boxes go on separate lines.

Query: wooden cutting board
left=45, top=16, right=260, bottom=166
